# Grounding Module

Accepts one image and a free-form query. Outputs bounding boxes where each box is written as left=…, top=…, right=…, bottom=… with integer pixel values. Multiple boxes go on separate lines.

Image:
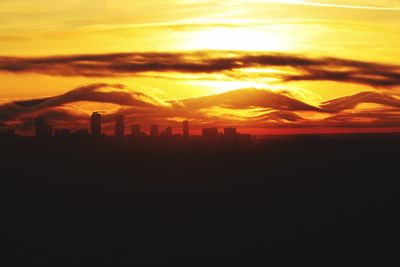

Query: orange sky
left=1, top=0, right=400, bottom=134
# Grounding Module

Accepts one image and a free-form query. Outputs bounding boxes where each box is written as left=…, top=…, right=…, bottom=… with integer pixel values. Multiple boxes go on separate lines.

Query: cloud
left=321, top=91, right=400, bottom=112
left=320, top=110, right=400, bottom=128
left=0, top=83, right=158, bottom=122
left=0, top=84, right=323, bottom=129
left=180, top=88, right=322, bottom=111
left=2, top=83, right=400, bottom=132
left=1, top=51, right=400, bottom=88
left=180, top=0, right=400, bottom=10
left=282, top=67, right=400, bottom=88
left=261, top=0, right=400, bottom=10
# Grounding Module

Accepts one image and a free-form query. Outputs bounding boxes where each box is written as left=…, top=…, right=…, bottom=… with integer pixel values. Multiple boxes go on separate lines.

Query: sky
left=1, top=0, right=400, bottom=134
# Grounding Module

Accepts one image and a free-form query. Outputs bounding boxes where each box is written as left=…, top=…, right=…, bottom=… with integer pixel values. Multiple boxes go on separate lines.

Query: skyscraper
left=150, top=124, right=159, bottom=137
left=35, top=117, right=53, bottom=138
left=164, top=127, right=173, bottom=136
left=91, top=112, right=101, bottom=137
left=44, top=124, right=53, bottom=137
left=202, top=128, right=219, bottom=139
left=55, top=129, right=72, bottom=138
left=131, top=125, right=141, bottom=137
left=224, top=128, right=237, bottom=138
left=0, top=128, right=15, bottom=138
left=35, top=117, right=45, bottom=137
left=115, top=115, right=125, bottom=138
left=183, top=120, right=190, bottom=138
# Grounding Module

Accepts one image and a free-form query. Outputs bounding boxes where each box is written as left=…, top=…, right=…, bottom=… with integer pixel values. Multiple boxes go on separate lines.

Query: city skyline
left=4, top=112, right=251, bottom=139
left=0, top=1, right=400, bottom=135
left=1, top=2, right=397, bottom=265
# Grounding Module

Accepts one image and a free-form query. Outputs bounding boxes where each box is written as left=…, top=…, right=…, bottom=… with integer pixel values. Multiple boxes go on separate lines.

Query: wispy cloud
left=1, top=51, right=400, bottom=88
left=2, top=83, right=400, bottom=131
left=0, top=83, right=158, bottom=122
left=321, top=91, right=400, bottom=112
left=262, top=0, right=400, bottom=10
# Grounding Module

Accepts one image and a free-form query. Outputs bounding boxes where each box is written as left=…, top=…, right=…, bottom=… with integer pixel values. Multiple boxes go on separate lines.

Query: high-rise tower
left=91, top=112, right=101, bottom=137
left=131, top=125, right=141, bottom=137
left=35, top=117, right=45, bottom=137
left=150, top=124, right=159, bottom=137
left=35, top=117, right=53, bottom=138
left=115, top=115, right=125, bottom=138
left=183, top=120, right=190, bottom=138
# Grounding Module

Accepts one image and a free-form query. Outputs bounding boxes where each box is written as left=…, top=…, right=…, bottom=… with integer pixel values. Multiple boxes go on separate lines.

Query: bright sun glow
left=188, top=28, right=290, bottom=51
left=191, top=80, right=267, bottom=95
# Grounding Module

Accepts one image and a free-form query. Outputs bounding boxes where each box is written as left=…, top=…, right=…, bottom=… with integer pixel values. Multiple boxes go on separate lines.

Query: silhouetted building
left=150, top=124, right=159, bottom=137
left=45, top=125, right=53, bottom=137
left=73, top=129, right=90, bottom=138
left=35, top=117, right=53, bottom=138
left=55, top=129, right=72, bottom=138
left=224, top=128, right=237, bottom=138
left=115, top=115, right=125, bottom=138
left=162, top=127, right=173, bottom=137
left=91, top=112, right=101, bottom=137
left=35, top=117, right=45, bottom=137
left=131, top=125, right=141, bottom=137
left=183, top=120, right=190, bottom=138
left=202, top=128, right=219, bottom=139
left=0, top=128, right=15, bottom=138
left=238, top=134, right=253, bottom=143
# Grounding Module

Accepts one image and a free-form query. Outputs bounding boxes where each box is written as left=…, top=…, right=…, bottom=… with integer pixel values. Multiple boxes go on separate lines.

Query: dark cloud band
left=1, top=51, right=400, bottom=88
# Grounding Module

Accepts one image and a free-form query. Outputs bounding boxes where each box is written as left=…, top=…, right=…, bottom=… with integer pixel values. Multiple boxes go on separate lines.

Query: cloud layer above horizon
left=1, top=82, right=400, bottom=133
left=1, top=49, right=400, bottom=133
left=1, top=0, right=399, bottom=133
left=1, top=51, right=400, bottom=88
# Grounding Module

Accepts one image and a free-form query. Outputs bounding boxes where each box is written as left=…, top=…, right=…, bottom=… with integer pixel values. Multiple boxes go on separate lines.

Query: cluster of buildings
left=88, top=112, right=191, bottom=138
left=30, top=112, right=249, bottom=141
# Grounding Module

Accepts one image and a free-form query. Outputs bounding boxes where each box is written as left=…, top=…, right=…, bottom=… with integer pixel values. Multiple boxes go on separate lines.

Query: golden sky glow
left=1, top=0, right=400, bottom=134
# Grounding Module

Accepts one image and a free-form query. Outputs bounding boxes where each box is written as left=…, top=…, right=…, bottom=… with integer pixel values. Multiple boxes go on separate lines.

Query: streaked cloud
left=321, top=91, right=400, bottom=112
left=248, top=0, right=400, bottom=10
left=2, top=83, right=400, bottom=132
left=1, top=0, right=400, bottom=134
left=1, top=51, right=400, bottom=89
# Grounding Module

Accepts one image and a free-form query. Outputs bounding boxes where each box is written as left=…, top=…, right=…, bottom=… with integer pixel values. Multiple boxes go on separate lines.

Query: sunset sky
left=1, top=0, right=400, bottom=134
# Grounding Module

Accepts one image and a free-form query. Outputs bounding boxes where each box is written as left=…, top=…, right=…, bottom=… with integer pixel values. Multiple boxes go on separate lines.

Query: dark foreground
left=1, top=134, right=399, bottom=266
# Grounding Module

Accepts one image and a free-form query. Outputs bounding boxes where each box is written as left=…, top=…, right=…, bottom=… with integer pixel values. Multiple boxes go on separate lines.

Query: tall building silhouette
left=115, top=115, right=125, bottom=138
left=35, top=117, right=53, bottom=138
left=0, top=128, right=15, bottom=138
left=35, top=117, right=45, bottom=137
left=74, top=129, right=90, bottom=137
left=91, top=112, right=101, bottom=137
left=55, top=129, right=72, bottom=138
left=164, top=127, right=173, bottom=137
left=183, top=120, right=190, bottom=138
left=202, top=128, right=219, bottom=139
left=131, top=125, right=141, bottom=137
left=224, top=128, right=237, bottom=138
left=150, top=124, right=159, bottom=137
left=44, top=125, right=53, bottom=137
